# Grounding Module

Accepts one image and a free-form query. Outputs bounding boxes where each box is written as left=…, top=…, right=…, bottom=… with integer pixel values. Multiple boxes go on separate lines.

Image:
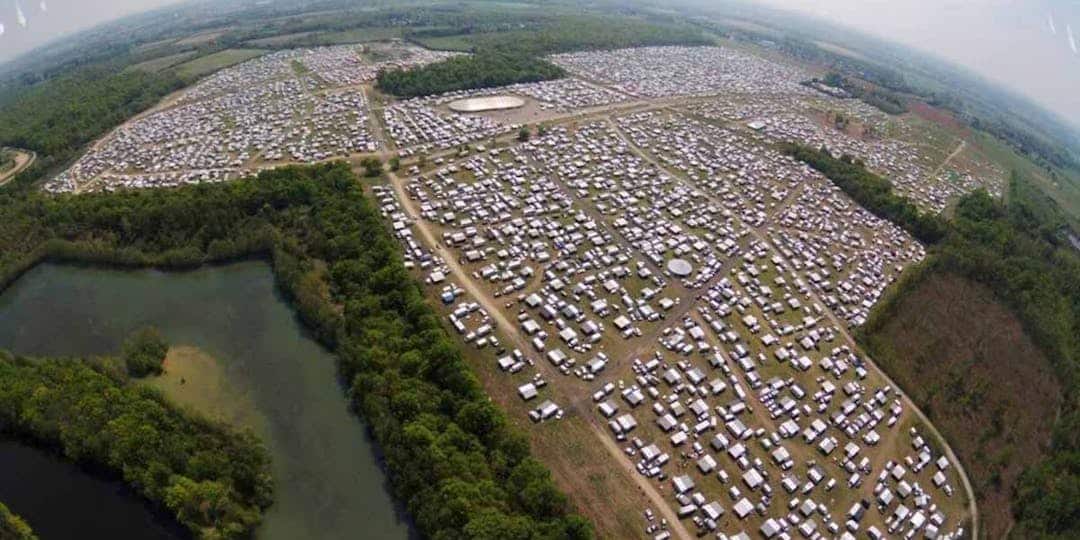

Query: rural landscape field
left=0, top=1, right=1078, bottom=539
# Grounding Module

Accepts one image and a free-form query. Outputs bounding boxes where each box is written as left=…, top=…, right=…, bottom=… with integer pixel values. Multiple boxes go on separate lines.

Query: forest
left=810, top=72, right=907, bottom=115
left=412, top=14, right=710, bottom=56
left=377, top=52, right=565, bottom=98
left=0, top=502, right=34, bottom=539
left=789, top=145, right=1080, bottom=538
left=0, top=352, right=273, bottom=538
left=0, top=163, right=591, bottom=540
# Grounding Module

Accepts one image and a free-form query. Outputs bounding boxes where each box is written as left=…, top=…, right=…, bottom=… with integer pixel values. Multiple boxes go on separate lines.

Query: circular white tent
left=448, top=95, right=526, bottom=113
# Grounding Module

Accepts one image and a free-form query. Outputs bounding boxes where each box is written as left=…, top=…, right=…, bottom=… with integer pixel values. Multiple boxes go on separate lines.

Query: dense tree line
left=0, top=502, right=35, bottom=540
left=377, top=52, right=566, bottom=98
left=0, top=353, right=273, bottom=538
left=0, top=162, right=591, bottom=539
left=425, top=15, right=711, bottom=57
left=782, top=144, right=948, bottom=244
left=793, top=142, right=1080, bottom=537
left=807, top=74, right=908, bottom=115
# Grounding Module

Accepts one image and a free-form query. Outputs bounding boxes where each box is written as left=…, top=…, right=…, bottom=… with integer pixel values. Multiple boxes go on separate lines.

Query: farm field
left=173, top=48, right=269, bottom=80
left=247, top=27, right=407, bottom=48
left=129, top=51, right=199, bottom=73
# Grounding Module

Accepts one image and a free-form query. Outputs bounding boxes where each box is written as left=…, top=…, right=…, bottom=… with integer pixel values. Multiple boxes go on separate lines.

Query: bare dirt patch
left=908, top=101, right=970, bottom=138
left=864, top=271, right=1061, bottom=538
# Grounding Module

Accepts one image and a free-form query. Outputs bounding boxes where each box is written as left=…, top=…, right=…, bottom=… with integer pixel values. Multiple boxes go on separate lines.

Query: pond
left=0, top=262, right=412, bottom=540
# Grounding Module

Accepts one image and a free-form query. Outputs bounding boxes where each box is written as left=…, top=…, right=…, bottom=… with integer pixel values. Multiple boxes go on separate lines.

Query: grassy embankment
left=172, top=49, right=268, bottom=81
left=0, top=502, right=34, bottom=540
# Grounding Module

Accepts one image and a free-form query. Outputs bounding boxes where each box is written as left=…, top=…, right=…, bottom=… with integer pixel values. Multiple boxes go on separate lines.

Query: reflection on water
left=0, top=439, right=188, bottom=539
left=0, top=262, right=412, bottom=540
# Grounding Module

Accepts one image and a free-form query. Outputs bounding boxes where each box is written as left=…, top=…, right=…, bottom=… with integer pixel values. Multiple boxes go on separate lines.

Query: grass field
left=175, top=28, right=231, bottom=47
left=411, top=34, right=476, bottom=52
left=968, top=129, right=1080, bottom=230
left=172, top=48, right=268, bottom=80
left=142, top=346, right=266, bottom=430
left=245, top=31, right=320, bottom=48
left=863, top=270, right=1062, bottom=538
left=247, top=27, right=405, bottom=49
left=129, top=51, right=199, bottom=73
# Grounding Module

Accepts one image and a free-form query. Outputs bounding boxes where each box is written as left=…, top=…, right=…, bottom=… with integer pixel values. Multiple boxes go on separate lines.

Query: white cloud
left=1049, top=13, right=1057, bottom=35
left=1069, top=24, right=1078, bottom=54
left=15, top=0, right=26, bottom=27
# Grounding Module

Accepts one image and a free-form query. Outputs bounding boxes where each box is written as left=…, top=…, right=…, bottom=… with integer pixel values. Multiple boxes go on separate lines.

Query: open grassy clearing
left=142, top=346, right=267, bottom=431
left=172, top=48, right=268, bottom=80
left=411, top=34, right=476, bottom=52
left=245, top=31, right=321, bottom=47
left=443, top=322, right=653, bottom=540
left=175, top=28, right=232, bottom=47
left=969, top=129, right=1080, bottom=230
left=812, top=41, right=872, bottom=63
left=862, top=271, right=1062, bottom=538
left=128, top=51, right=199, bottom=73
left=250, top=27, right=407, bottom=48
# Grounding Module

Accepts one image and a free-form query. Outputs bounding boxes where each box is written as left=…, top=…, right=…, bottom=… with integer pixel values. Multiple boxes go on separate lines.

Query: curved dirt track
left=0, top=149, right=35, bottom=187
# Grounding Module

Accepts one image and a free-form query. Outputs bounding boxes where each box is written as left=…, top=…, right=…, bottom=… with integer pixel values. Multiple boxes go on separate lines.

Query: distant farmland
left=173, top=49, right=267, bottom=80
left=129, top=51, right=199, bottom=73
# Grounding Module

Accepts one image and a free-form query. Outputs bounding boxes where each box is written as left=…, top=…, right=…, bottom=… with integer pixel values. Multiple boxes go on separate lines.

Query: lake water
left=0, top=262, right=411, bottom=540
left=0, top=439, right=188, bottom=539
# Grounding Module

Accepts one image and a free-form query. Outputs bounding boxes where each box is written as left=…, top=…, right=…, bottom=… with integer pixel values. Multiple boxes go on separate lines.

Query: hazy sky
left=0, top=0, right=182, bottom=61
left=755, top=0, right=1080, bottom=126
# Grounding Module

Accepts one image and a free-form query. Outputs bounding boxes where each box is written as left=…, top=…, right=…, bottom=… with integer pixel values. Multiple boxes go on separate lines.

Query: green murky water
left=0, top=262, right=411, bottom=540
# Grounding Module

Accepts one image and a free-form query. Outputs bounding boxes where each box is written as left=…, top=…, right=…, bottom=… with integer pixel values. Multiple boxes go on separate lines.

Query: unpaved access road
left=0, top=149, right=35, bottom=187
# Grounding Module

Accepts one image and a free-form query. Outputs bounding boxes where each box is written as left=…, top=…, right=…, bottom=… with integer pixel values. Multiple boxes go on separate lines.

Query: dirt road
left=385, top=170, right=694, bottom=540
left=928, top=140, right=967, bottom=182
left=0, top=149, right=36, bottom=187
